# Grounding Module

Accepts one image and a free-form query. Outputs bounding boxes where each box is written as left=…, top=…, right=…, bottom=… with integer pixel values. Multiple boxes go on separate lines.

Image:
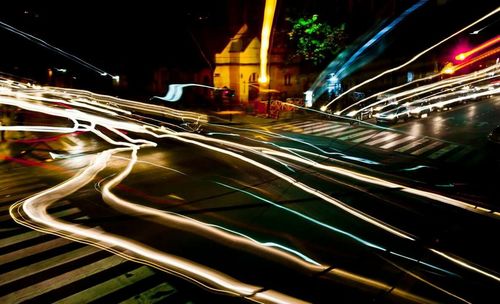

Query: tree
left=287, top=15, right=346, bottom=66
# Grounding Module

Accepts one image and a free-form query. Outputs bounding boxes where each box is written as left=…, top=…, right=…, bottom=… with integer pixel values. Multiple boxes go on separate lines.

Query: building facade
left=214, top=25, right=305, bottom=104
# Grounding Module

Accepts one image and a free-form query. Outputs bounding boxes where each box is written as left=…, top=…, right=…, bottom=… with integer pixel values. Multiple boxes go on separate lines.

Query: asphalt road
left=394, top=96, right=500, bottom=148
left=1, top=82, right=500, bottom=303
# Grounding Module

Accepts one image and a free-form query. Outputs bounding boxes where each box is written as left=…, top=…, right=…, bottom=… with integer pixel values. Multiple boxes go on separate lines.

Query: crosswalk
left=269, top=120, right=474, bottom=162
left=0, top=168, right=193, bottom=303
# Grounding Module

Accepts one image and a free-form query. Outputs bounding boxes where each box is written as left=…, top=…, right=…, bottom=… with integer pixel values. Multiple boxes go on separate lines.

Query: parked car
left=372, top=101, right=396, bottom=116
left=375, top=105, right=410, bottom=124
left=408, top=100, right=432, bottom=118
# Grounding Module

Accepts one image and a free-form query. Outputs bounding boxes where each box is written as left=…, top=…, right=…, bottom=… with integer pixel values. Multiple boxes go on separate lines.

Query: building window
left=214, top=73, right=220, bottom=77
left=250, top=73, right=257, bottom=83
left=284, top=74, right=292, bottom=86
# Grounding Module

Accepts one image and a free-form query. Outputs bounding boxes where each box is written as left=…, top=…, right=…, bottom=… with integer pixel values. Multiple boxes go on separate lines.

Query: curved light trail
left=322, top=6, right=500, bottom=111
left=1, top=74, right=498, bottom=303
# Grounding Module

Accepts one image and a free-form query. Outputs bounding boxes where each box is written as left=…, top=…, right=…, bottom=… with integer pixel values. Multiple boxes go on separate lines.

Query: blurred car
left=372, top=101, right=396, bottom=116
left=487, top=125, right=500, bottom=144
left=345, top=107, right=373, bottom=121
left=408, top=100, right=432, bottom=118
left=375, top=105, right=410, bottom=124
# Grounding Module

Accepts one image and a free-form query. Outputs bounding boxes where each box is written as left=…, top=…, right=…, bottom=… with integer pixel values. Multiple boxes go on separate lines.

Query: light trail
left=152, top=83, right=221, bottom=102
left=163, top=131, right=415, bottom=241
left=455, top=35, right=500, bottom=61
left=430, top=249, right=500, bottom=283
left=2, top=77, right=498, bottom=301
left=0, top=20, right=117, bottom=80
left=350, top=64, right=498, bottom=117
left=259, top=0, right=278, bottom=83
left=339, top=73, right=440, bottom=115
left=322, top=6, right=500, bottom=111
left=335, top=0, right=429, bottom=78
left=307, top=0, right=429, bottom=106
left=448, top=46, right=500, bottom=74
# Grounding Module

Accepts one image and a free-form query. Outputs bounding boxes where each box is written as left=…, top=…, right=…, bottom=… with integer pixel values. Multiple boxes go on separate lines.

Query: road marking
left=316, top=126, right=350, bottom=136
left=0, top=237, right=72, bottom=265
left=365, top=133, right=400, bottom=146
left=291, top=121, right=327, bottom=132
left=338, top=129, right=376, bottom=141
left=0, top=206, right=81, bottom=250
left=328, top=128, right=364, bottom=138
left=0, top=230, right=44, bottom=249
left=0, top=245, right=100, bottom=286
left=120, top=283, right=176, bottom=304
left=302, top=123, right=344, bottom=134
left=411, top=141, right=444, bottom=155
left=271, top=120, right=312, bottom=129
left=279, top=121, right=322, bottom=130
left=380, top=135, right=416, bottom=149
left=0, top=255, right=125, bottom=303
left=428, top=144, right=460, bottom=159
left=394, top=138, right=429, bottom=152
left=120, top=282, right=176, bottom=304
left=351, top=131, right=384, bottom=143
left=447, top=146, right=474, bottom=162
left=54, top=266, right=155, bottom=304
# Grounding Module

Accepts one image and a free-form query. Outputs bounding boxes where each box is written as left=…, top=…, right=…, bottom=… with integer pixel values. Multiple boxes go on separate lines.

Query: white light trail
left=322, top=7, right=500, bottom=111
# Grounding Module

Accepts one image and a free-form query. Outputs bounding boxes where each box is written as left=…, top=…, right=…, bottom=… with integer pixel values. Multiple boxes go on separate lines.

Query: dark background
left=0, top=0, right=497, bottom=98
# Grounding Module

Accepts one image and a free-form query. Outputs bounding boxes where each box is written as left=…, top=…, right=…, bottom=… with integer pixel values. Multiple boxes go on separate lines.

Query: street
left=1, top=80, right=499, bottom=303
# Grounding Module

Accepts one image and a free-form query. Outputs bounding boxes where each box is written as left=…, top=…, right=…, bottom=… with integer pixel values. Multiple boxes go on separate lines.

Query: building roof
left=227, top=25, right=257, bottom=53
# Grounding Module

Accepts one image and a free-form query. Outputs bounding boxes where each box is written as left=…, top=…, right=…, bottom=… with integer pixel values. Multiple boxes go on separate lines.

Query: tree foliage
left=288, top=15, right=346, bottom=66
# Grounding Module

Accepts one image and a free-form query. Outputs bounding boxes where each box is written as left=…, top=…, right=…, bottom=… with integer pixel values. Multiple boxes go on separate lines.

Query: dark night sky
left=0, top=0, right=497, bottom=95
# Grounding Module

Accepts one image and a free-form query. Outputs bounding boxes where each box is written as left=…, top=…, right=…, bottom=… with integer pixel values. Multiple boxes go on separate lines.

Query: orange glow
left=441, top=63, right=455, bottom=74
left=453, top=46, right=500, bottom=73
left=455, top=35, right=500, bottom=61
left=259, top=0, right=277, bottom=84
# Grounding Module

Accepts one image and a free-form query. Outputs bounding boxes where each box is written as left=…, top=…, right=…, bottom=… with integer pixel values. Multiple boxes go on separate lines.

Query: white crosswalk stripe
left=302, top=123, right=343, bottom=134
left=54, top=266, right=155, bottom=304
left=290, top=121, right=327, bottom=131
left=0, top=255, right=125, bottom=303
left=411, top=141, right=444, bottom=155
left=338, top=129, right=376, bottom=141
left=365, top=133, right=400, bottom=146
left=279, top=121, right=322, bottom=130
left=0, top=245, right=100, bottom=286
left=447, top=146, right=473, bottom=162
left=329, top=128, right=365, bottom=138
left=0, top=237, right=73, bottom=265
left=380, top=135, right=416, bottom=149
left=395, top=138, right=429, bottom=153
left=316, top=126, right=350, bottom=136
left=269, top=120, right=470, bottom=162
left=428, top=144, right=459, bottom=159
left=0, top=168, right=180, bottom=302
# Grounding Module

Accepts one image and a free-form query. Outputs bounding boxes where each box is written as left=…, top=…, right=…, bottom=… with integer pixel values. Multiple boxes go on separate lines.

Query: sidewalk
left=207, top=109, right=310, bottom=125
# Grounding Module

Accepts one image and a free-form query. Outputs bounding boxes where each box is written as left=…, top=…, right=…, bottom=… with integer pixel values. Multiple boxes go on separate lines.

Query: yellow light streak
left=259, top=0, right=278, bottom=83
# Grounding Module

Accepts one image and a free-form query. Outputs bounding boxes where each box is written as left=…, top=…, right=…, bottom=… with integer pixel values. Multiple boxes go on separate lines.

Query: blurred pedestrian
left=1, top=105, right=12, bottom=141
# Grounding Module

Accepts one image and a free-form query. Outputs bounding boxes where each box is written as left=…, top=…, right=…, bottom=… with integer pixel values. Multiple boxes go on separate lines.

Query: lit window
left=284, top=74, right=291, bottom=86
